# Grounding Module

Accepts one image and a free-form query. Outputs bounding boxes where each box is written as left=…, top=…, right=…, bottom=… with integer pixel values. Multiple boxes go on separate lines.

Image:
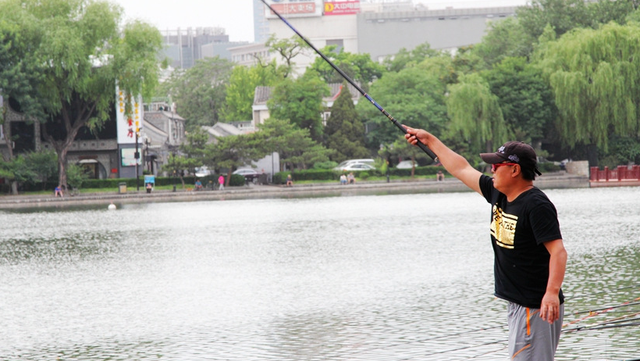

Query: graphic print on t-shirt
left=491, top=204, right=517, bottom=249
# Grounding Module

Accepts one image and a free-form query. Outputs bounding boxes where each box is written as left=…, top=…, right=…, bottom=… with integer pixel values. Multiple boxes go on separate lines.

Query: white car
left=333, top=159, right=375, bottom=171
left=396, top=160, right=417, bottom=169
left=338, top=163, right=376, bottom=172
left=195, top=166, right=212, bottom=177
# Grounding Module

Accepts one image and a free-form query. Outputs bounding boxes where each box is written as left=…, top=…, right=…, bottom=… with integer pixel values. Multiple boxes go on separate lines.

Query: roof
left=202, top=122, right=243, bottom=139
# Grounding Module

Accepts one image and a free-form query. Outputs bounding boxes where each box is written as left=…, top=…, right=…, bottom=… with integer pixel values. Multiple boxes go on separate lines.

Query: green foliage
left=66, top=163, right=90, bottom=190
left=25, top=150, right=58, bottom=188
left=163, top=56, right=234, bottom=129
left=268, top=70, right=330, bottom=142
left=0, top=0, right=163, bottom=188
left=474, top=17, right=532, bottom=67
left=484, top=57, right=556, bottom=143
left=265, top=35, right=310, bottom=78
left=324, top=82, right=369, bottom=162
left=162, top=154, right=200, bottom=188
left=181, top=127, right=210, bottom=169
left=383, top=42, right=443, bottom=73
left=0, top=18, right=45, bottom=121
left=446, top=73, right=511, bottom=154
left=536, top=22, right=640, bottom=152
left=309, top=46, right=384, bottom=88
left=356, top=64, right=448, bottom=148
left=312, top=161, right=338, bottom=170
left=206, top=133, right=267, bottom=175
left=256, top=118, right=333, bottom=170
left=517, top=0, right=591, bottom=41
left=223, top=61, right=281, bottom=121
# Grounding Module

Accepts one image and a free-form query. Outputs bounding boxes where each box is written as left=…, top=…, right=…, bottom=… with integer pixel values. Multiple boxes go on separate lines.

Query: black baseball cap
left=480, top=141, right=542, bottom=177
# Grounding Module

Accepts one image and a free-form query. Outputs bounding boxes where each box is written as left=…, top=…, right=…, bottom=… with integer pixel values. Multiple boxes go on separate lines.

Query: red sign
left=324, top=1, right=360, bottom=16
left=270, top=2, right=317, bottom=15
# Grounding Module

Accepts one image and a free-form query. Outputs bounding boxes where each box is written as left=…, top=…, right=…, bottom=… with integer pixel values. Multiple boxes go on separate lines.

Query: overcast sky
left=114, top=0, right=528, bottom=43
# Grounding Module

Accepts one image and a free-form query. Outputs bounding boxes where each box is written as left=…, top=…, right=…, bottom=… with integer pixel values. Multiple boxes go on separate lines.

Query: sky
left=114, top=0, right=528, bottom=43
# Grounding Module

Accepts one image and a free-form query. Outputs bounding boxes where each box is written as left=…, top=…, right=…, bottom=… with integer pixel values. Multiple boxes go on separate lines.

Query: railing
left=590, top=165, right=640, bottom=181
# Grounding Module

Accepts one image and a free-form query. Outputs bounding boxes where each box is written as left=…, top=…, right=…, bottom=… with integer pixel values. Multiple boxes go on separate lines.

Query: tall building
left=161, top=27, right=229, bottom=69
left=253, top=0, right=269, bottom=43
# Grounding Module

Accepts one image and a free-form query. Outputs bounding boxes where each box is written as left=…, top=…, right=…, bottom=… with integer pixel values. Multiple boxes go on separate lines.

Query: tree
left=163, top=56, right=233, bottom=129
left=66, top=163, right=90, bottom=192
left=265, top=35, right=310, bottom=78
left=25, top=150, right=58, bottom=190
left=222, top=60, right=281, bottom=121
left=0, top=154, right=36, bottom=194
left=483, top=57, right=556, bottom=147
left=536, top=22, right=640, bottom=165
left=309, top=46, right=384, bottom=89
left=0, top=0, right=164, bottom=190
left=162, top=154, right=199, bottom=189
left=356, top=63, right=448, bottom=149
left=206, top=133, right=266, bottom=185
left=517, top=0, right=591, bottom=41
left=256, top=118, right=333, bottom=171
left=473, top=17, right=533, bottom=67
left=268, top=70, right=330, bottom=142
left=383, top=42, right=443, bottom=73
left=324, top=82, right=369, bottom=162
left=446, top=73, right=511, bottom=156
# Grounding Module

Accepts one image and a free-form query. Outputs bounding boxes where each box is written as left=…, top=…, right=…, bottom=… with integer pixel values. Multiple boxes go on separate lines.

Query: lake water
left=1, top=187, right=639, bottom=360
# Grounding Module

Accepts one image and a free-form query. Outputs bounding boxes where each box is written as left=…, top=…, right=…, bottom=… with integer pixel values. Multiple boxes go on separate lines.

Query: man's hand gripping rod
left=259, top=0, right=437, bottom=160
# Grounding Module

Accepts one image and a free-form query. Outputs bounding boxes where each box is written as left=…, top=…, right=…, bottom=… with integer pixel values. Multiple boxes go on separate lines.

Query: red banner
left=324, top=1, right=360, bottom=16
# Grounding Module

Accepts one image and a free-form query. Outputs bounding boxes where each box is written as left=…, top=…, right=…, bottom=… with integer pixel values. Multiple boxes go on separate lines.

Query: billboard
left=264, top=0, right=323, bottom=19
left=115, top=87, right=143, bottom=145
left=324, top=1, right=360, bottom=16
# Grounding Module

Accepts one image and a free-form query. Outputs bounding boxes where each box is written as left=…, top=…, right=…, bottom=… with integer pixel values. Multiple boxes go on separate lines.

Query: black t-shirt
left=479, top=175, right=564, bottom=308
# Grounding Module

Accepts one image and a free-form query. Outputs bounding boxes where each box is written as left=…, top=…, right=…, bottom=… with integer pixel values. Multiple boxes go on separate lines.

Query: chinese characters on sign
left=115, top=87, right=143, bottom=145
left=324, top=1, right=360, bottom=16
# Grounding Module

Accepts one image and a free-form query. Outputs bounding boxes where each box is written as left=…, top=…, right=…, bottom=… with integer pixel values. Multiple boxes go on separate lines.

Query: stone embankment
left=0, top=172, right=590, bottom=209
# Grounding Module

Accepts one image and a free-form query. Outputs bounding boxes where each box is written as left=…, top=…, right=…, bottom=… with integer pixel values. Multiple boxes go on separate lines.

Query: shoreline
left=0, top=172, right=595, bottom=210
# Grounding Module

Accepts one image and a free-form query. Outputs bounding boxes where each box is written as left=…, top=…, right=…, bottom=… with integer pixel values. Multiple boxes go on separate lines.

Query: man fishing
left=405, top=127, right=567, bottom=361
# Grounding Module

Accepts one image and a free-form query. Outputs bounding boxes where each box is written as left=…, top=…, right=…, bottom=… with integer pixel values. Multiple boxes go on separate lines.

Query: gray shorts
left=507, top=302, right=563, bottom=361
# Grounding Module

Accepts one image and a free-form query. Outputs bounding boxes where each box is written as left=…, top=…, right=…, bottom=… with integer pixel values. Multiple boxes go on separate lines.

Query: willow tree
left=446, top=73, right=511, bottom=157
left=0, top=0, right=163, bottom=188
left=536, top=22, right=640, bottom=165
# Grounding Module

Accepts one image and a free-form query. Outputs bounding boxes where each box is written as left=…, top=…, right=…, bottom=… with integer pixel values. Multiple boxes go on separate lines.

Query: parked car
left=233, top=168, right=260, bottom=183
left=339, top=163, right=376, bottom=172
left=195, top=166, right=212, bottom=178
left=333, top=159, right=375, bottom=171
left=396, top=160, right=417, bottom=169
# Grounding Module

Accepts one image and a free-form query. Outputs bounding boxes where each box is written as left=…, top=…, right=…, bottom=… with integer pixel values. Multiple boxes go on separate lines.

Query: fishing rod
left=259, top=0, right=438, bottom=160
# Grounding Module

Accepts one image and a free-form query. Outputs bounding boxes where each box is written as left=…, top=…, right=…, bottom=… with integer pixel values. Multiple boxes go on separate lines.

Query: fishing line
left=259, top=0, right=437, bottom=160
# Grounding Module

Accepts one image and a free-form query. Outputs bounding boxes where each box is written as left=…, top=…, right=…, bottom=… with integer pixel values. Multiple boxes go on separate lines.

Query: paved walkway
left=0, top=172, right=590, bottom=209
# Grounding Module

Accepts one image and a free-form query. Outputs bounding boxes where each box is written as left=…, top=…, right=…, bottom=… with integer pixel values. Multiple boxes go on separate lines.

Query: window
left=326, top=39, right=344, bottom=53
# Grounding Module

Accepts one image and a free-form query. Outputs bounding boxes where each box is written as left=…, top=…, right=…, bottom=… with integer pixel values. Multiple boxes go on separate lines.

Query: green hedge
left=272, top=166, right=448, bottom=184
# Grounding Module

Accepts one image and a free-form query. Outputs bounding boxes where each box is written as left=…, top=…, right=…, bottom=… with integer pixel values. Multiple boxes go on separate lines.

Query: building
left=238, top=0, right=517, bottom=75
left=0, top=95, right=187, bottom=183
left=161, top=27, right=230, bottom=69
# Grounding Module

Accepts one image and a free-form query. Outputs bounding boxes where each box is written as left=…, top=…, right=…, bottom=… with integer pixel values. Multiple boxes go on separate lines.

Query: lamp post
left=135, top=131, right=140, bottom=191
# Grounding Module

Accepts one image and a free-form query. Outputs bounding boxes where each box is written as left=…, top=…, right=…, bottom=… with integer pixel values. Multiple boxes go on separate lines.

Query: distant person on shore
left=218, top=175, right=224, bottom=190
left=436, top=170, right=444, bottom=181
left=54, top=186, right=63, bottom=198
left=405, top=126, right=567, bottom=361
left=340, top=174, right=347, bottom=185
left=146, top=182, right=153, bottom=193
left=194, top=179, right=202, bottom=191
left=347, top=172, right=356, bottom=184
left=286, top=174, right=293, bottom=187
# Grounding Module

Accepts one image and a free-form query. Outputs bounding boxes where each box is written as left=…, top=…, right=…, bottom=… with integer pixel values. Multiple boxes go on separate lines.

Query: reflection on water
left=1, top=187, right=639, bottom=360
